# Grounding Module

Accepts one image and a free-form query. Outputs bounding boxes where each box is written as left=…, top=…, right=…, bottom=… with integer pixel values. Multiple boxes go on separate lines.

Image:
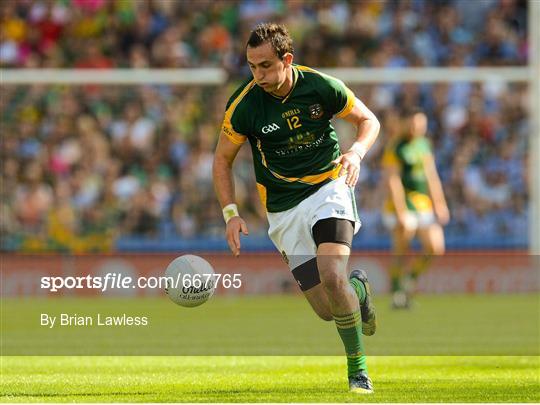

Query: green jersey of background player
left=213, top=23, right=380, bottom=394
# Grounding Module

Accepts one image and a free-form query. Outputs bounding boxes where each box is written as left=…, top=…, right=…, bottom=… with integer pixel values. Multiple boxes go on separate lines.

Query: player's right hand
left=225, top=216, right=249, bottom=257
left=435, top=204, right=450, bottom=226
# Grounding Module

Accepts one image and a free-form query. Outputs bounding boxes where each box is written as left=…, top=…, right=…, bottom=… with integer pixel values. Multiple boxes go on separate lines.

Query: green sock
left=411, top=255, right=432, bottom=280
left=349, top=278, right=367, bottom=305
left=334, top=310, right=367, bottom=376
left=390, top=257, right=404, bottom=292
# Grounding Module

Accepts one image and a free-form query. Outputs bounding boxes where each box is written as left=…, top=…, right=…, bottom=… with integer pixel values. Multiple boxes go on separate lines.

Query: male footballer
left=213, top=23, right=380, bottom=393
left=382, top=108, right=450, bottom=309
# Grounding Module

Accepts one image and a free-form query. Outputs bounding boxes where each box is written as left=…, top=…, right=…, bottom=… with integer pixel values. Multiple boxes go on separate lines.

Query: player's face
left=246, top=42, right=292, bottom=93
left=409, top=113, right=428, bottom=138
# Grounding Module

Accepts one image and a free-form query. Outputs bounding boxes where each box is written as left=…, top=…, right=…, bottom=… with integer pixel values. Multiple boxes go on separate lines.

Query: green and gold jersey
left=222, top=65, right=355, bottom=212
left=382, top=136, right=433, bottom=212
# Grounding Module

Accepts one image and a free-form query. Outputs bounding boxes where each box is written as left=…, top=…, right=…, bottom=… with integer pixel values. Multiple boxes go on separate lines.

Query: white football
left=164, top=255, right=216, bottom=307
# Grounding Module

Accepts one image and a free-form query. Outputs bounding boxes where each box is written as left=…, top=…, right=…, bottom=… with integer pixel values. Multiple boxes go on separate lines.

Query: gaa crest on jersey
left=309, top=103, right=324, bottom=119
left=262, top=123, right=280, bottom=134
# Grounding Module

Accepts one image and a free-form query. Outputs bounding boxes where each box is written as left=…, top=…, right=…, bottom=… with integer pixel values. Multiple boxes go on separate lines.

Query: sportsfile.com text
left=40, top=273, right=242, bottom=293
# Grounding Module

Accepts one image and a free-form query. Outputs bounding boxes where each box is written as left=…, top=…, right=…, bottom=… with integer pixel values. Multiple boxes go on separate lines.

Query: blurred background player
left=382, top=108, right=450, bottom=309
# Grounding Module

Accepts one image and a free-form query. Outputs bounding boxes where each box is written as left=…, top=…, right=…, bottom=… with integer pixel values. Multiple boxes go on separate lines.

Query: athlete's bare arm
left=384, top=163, right=410, bottom=229
left=213, top=132, right=249, bottom=256
left=334, top=97, right=380, bottom=187
left=423, top=153, right=450, bottom=225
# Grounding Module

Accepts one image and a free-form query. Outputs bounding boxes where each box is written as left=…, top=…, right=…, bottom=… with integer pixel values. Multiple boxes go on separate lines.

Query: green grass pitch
left=1, top=355, right=538, bottom=402
left=1, top=294, right=538, bottom=402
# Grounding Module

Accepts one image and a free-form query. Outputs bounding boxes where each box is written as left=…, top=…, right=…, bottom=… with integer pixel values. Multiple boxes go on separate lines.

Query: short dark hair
left=401, top=106, right=425, bottom=118
left=246, top=23, right=293, bottom=59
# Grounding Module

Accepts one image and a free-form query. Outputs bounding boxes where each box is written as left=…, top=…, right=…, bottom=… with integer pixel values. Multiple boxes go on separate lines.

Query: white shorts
left=382, top=211, right=436, bottom=231
left=267, top=176, right=361, bottom=271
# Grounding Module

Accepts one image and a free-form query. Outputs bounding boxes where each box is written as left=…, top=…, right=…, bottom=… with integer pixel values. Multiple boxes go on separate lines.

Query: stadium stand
left=1, top=0, right=529, bottom=252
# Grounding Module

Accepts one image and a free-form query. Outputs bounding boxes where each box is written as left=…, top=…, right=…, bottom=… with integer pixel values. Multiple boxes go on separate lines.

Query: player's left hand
left=332, top=151, right=361, bottom=187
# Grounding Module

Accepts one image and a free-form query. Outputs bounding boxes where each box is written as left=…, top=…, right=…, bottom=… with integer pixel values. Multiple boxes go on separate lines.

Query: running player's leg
left=295, top=254, right=358, bottom=324
left=397, top=221, right=444, bottom=306
left=389, top=219, right=415, bottom=307
left=317, top=242, right=357, bottom=314
left=412, top=222, right=445, bottom=280
left=317, top=243, right=373, bottom=393
left=294, top=258, right=333, bottom=321
left=317, top=242, right=372, bottom=393
left=311, top=217, right=375, bottom=334
left=299, top=257, right=375, bottom=335
left=294, top=178, right=373, bottom=392
left=417, top=222, right=445, bottom=256
left=303, top=285, right=333, bottom=321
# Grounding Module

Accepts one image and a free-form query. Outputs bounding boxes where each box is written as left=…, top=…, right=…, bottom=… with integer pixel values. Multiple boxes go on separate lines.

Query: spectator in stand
left=74, top=40, right=114, bottom=68
left=0, top=0, right=528, bottom=68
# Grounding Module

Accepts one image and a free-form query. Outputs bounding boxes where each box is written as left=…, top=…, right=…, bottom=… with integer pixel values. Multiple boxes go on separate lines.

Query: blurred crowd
left=1, top=0, right=528, bottom=69
left=1, top=80, right=529, bottom=251
left=0, top=0, right=530, bottom=252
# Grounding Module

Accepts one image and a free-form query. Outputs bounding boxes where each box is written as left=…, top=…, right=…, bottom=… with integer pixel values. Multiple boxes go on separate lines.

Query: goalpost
left=529, top=0, right=540, bottom=255
left=1, top=24, right=537, bottom=254
left=1, top=66, right=529, bottom=85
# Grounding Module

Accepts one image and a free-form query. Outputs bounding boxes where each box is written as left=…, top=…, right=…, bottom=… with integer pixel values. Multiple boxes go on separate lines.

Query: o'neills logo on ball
left=182, top=283, right=214, bottom=294
left=309, top=104, right=323, bottom=119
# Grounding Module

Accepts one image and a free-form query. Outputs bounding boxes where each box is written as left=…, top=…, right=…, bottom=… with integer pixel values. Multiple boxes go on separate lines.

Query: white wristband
left=222, top=203, right=239, bottom=224
left=349, top=143, right=367, bottom=161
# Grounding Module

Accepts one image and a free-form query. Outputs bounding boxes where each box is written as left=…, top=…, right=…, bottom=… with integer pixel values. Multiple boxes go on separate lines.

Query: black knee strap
left=291, top=257, right=320, bottom=291
left=312, top=218, right=354, bottom=248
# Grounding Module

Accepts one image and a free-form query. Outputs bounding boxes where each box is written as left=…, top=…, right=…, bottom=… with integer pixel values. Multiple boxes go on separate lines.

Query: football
left=164, top=255, right=216, bottom=307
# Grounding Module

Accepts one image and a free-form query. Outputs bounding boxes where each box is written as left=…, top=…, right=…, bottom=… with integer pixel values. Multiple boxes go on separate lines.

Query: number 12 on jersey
left=286, top=116, right=302, bottom=130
